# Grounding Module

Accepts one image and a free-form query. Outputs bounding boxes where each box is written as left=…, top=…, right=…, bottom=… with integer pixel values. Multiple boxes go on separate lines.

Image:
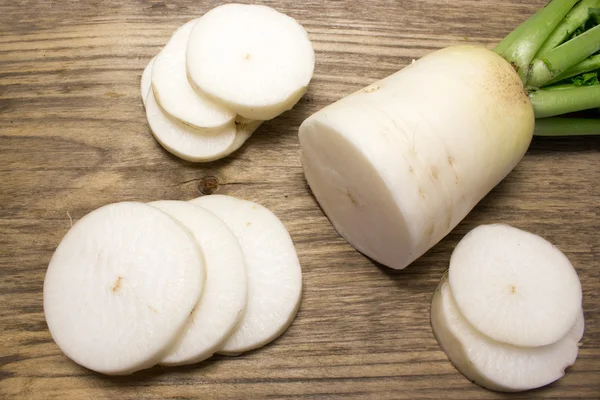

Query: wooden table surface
left=1, top=0, right=599, bottom=398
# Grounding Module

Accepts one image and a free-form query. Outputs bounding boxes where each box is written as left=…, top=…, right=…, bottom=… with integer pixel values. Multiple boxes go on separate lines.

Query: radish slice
left=149, top=201, right=247, bottom=366
left=140, top=56, right=155, bottom=108
left=190, top=195, right=303, bottom=354
left=43, top=202, right=205, bottom=375
left=431, top=276, right=584, bottom=392
left=186, top=4, right=315, bottom=121
left=146, top=89, right=236, bottom=162
left=226, top=118, right=263, bottom=156
left=152, top=19, right=235, bottom=130
left=449, top=224, right=582, bottom=347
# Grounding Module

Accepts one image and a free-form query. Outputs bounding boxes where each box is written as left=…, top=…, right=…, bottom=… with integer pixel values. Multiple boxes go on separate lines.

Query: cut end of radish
left=431, top=275, right=584, bottom=392
left=186, top=4, right=315, bottom=120
left=448, top=224, right=582, bottom=348
left=190, top=195, right=303, bottom=354
left=43, top=202, right=204, bottom=375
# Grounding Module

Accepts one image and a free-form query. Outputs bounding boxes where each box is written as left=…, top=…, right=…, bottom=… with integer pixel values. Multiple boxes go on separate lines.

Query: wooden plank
left=1, top=0, right=598, bottom=398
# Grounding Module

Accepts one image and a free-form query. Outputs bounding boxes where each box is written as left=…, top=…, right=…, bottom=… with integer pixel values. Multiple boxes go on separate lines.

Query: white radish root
left=449, top=224, right=582, bottom=347
left=152, top=19, right=235, bottom=130
left=43, top=202, right=205, bottom=375
left=186, top=4, right=315, bottom=120
left=145, top=89, right=236, bottom=162
left=431, top=275, right=584, bottom=392
left=299, top=45, right=534, bottom=270
left=190, top=195, right=303, bottom=355
left=150, top=201, right=247, bottom=366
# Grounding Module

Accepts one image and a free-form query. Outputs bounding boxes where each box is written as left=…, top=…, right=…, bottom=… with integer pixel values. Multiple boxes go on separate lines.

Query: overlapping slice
left=140, top=56, right=155, bottom=108
left=431, top=224, right=584, bottom=392
left=145, top=89, right=237, bottom=162
left=190, top=195, right=303, bottom=354
left=150, top=201, right=247, bottom=366
left=432, top=276, right=584, bottom=392
left=448, top=224, right=582, bottom=348
left=43, top=202, right=205, bottom=375
left=186, top=3, right=315, bottom=121
left=151, top=19, right=235, bottom=130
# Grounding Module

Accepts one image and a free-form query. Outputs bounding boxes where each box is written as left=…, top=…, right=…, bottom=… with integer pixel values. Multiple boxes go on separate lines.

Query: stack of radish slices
left=431, top=224, right=584, bottom=392
left=140, top=3, right=315, bottom=162
left=43, top=195, right=303, bottom=375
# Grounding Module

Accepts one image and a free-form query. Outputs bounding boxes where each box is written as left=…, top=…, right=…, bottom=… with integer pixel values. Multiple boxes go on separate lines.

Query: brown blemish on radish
left=364, top=85, right=380, bottom=93
left=425, top=223, right=434, bottom=241
left=409, top=166, right=415, bottom=175
left=431, top=166, right=439, bottom=180
left=246, top=222, right=252, bottom=227
left=510, top=285, right=517, bottom=294
left=148, top=305, right=158, bottom=313
left=112, top=276, right=123, bottom=293
left=245, top=53, right=251, bottom=60
left=419, top=188, right=426, bottom=199
left=347, top=191, right=358, bottom=205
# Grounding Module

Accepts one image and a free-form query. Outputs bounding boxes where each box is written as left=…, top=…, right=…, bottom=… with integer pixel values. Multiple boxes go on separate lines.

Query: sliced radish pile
left=431, top=224, right=584, bottom=392
left=139, top=4, right=314, bottom=162
left=151, top=20, right=235, bottom=130
left=186, top=4, right=315, bottom=121
left=43, top=202, right=205, bottom=375
left=44, top=196, right=302, bottom=375
left=190, top=195, right=303, bottom=355
left=149, top=201, right=247, bottom=366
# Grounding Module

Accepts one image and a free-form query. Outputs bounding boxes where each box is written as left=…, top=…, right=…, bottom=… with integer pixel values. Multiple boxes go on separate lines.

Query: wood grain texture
left=1, top=0, right=599, bottom=398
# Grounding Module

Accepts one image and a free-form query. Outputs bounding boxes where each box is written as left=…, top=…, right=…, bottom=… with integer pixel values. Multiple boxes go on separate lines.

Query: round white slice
left=224, top=118, right=263, bottom=156
left=149, top=201, right=247, bottom=366
left=431, top=276, right=584, bottom=392
left=448, top=224, right=582, bottom=348
left=43, top=202, right=205, bottom=375
left=140, top=56, right=155, bottom=108
left=152, top=19, right=235, bottom=130
left=186, top=4, right=315, bottom=121
left=189, top=195, right=303, bottom=354
left=146, top=89, right=236, bottom=162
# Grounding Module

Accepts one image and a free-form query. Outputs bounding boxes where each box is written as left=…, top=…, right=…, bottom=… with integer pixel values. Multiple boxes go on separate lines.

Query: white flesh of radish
left=190, top=195, right=303, bottom=354
left=145, top=89, right=236, bottom=162
left=449, top=224, right=582, bottom=348
left=152, top=19, right=235, bottom=130
left=43, top=202, right=204, bottom=375
left=186, top=4, right=315, bottom=121
left=299, top=45, right=535, bottom=270
left=149, top=201, right=247, bottom=366
left=431, top=276, right=584, bottom=392
left=140, top=56, right=155, bottom=108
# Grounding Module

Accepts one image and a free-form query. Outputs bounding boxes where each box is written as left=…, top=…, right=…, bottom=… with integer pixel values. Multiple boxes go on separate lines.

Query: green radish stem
left=534, top=117, right=600, bottom=136
left=546, top=54, right=600, bottom=85
left=495, top=0, right=578, bottom=83
left=535, top=0, right=600, bottom=58
left=527, top=25, right=600, bottom=88
left=529, top=86, right=600, bottom=118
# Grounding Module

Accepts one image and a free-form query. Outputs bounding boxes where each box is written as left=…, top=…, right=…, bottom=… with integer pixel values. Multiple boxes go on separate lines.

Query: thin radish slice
left=43, top=202, right=205, bottom=375
left=152, top=19, right=235, bottom=130
left=431, top=276, right=584, bottom=392
left=225, top=118, right=263, bottom=156
left=140, top=56, right=155, bottom=108
left=186, top=4, right=315, bottom=121
left=190, top=195, right=303, bottom=354
left=146, top=89, right=236, bottom=162
left=149, top=201, right=247, bottom=366
left=448, top=224, right=582, bottom=347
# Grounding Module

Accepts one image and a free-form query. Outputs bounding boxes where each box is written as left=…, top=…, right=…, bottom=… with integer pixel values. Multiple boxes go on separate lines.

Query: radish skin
left=299, top=45, right=534, bottom=270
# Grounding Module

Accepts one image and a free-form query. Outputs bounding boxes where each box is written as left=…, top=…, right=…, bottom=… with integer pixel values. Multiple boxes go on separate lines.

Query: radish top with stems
left=495, top=0, right=600, bottom=135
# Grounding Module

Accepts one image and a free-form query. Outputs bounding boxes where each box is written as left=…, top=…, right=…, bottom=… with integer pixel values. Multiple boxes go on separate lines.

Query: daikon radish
left=152, top=19, right=235, bottom=130
left=190, top=195, right=302, bottom=355
left=145, top=90, right=236, bottom=162
left=431, top=276, right=584, bottom=392
left=150, top=201, right=247, bottom=366
left=448, top=224, right=582, bottom=347
left=299, top=0, right=600, bottom=269
left=186, top=4, right=314, bottom=120
left=43, top=202, right=205, bottom=375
